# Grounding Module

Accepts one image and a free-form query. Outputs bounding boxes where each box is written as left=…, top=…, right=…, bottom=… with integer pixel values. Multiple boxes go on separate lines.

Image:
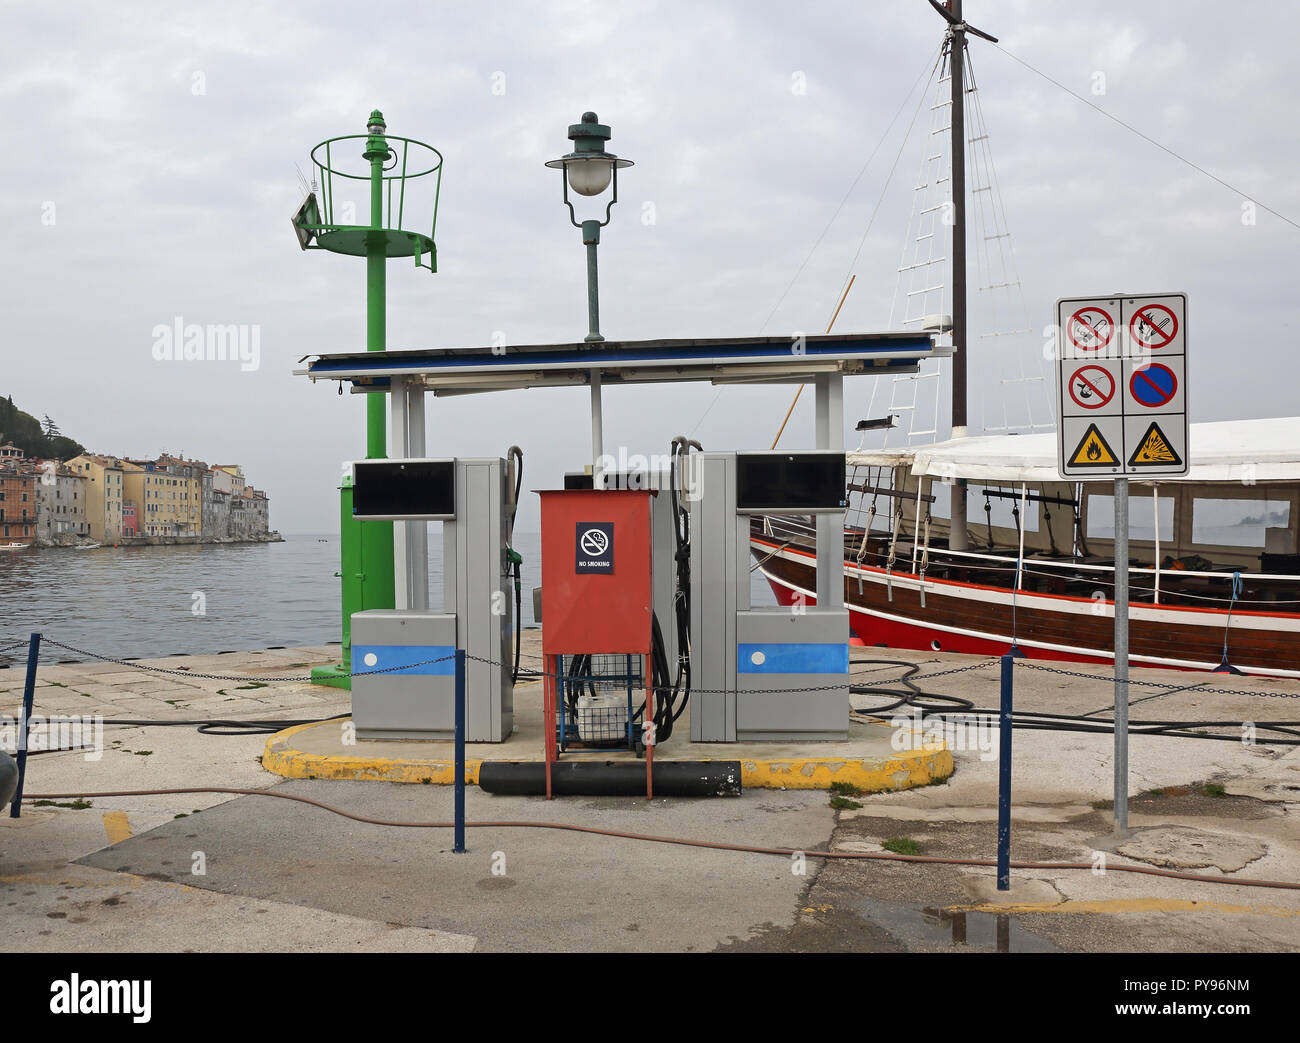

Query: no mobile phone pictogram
left=1067, top=306, right=1114, bottom=352
left=1129, top=304, right=1178, bottom=349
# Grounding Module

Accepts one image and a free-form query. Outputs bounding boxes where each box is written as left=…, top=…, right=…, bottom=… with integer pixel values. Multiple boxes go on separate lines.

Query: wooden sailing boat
left=751, top=2, right=1300, bottom=677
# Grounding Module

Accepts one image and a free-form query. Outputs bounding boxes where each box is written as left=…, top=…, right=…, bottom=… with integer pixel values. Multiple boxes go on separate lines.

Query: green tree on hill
left=0, top=395, right=85, bottom=460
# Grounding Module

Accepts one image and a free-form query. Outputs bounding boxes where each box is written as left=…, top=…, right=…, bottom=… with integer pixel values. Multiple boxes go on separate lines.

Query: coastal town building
left=9, top=449, right=272, bottom=546
left=201, top=471, right=230, bottom=540
left=122, top=459, right=200, bottom=537
left=211, top=464, right=246, bottom=498
left=0, top=445, right=37, bottom=546
left=155, top=454, right=204, bottom=536
left=67, top=454, right=125, bottom=542
left=33, top=460, right=89, bottom=542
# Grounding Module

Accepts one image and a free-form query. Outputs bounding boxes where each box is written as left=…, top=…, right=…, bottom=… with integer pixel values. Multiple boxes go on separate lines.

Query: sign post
left=1056, top=293, right=1188, bottom=837
left=1113, top=479, right=1129, bottom=835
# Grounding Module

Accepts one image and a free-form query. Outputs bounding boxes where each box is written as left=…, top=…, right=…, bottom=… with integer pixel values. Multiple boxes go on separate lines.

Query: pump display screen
left=352, top=459, right=455, bottom=520
left=735, top=452, right=847, bottom=514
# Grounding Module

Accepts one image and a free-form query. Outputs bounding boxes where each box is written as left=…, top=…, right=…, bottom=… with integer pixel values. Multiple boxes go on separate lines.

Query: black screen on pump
left=352, top=460, right=455, bottom=519
left=735, top=453, right=846, bottom=512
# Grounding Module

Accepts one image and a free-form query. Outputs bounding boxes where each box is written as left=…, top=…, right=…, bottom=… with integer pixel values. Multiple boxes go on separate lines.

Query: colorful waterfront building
left=0, top=447, right=37, bottom=546
left=155, top=454, right=204, bottom=536
left=122, top=460, right=196, bottom=537
left=32, top=460, right=89, bottom=542
left=67, top=454, right=125, bottom=542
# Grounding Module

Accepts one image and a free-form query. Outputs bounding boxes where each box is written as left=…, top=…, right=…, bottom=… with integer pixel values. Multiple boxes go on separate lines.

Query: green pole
left=313, top=111, right=396, bottom=689
left=582, top=219, right=602, bottom=343
left=360, top=109, right=395, bottom=627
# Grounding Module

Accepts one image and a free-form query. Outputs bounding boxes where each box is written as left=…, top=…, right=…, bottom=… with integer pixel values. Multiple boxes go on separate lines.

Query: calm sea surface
left=0, top=533, right=774, bottom=661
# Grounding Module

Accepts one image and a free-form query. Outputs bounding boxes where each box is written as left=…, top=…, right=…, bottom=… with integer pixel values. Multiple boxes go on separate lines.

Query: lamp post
left=546, top=112, right=633, bottom=467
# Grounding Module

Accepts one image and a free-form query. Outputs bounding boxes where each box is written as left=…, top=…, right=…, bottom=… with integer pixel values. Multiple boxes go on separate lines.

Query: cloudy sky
left=3, top=0, right=1296, bottom=533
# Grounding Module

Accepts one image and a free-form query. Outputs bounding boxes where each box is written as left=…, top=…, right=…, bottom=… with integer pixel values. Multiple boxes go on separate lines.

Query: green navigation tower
left=292, top=111, right=444, bottom=687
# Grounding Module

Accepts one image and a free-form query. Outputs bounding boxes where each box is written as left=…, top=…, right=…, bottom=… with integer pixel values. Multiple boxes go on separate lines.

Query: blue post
left=996, top=652, right=1013, bottom=890
left=10, top=632, right=41, bottom=818
left=453, top=648, right=466, bottom=853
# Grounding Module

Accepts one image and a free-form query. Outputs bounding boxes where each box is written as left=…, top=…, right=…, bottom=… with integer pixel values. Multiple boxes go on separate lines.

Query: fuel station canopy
left=296, top=332, right=947, bottom=396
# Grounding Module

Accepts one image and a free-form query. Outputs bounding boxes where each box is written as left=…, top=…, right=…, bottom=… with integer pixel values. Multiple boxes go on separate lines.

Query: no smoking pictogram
left=1068, top=365, right=1116, bottom=410
left=1067, top=306, right=1114, bottom=352
left=580, top=528, right=609, bottom=555
left=1129, top=304, right=1178, bottom=349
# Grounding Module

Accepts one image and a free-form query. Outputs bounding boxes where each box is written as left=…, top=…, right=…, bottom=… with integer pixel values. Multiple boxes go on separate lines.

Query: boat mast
left=929, top=0, right=997, bottom=550
left=948, top=0, right=969, bottom=549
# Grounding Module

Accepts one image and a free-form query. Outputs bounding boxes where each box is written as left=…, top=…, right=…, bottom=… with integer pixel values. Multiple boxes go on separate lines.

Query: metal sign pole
left=1113, top=477, right=1129, bottom=836
left=453, top=648, right=466, bottom=853
left=9, top=632, right=41, bottom=818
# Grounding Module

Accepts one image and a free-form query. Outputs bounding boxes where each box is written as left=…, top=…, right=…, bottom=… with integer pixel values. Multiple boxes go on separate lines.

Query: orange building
left=0, top=448, right=37, bottom=546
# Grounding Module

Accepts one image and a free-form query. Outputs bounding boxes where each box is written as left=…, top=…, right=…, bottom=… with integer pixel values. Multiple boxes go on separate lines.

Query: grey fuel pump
left=688, top=450, right=850, bottom=742
left=348, top=456, right=516, bottom=742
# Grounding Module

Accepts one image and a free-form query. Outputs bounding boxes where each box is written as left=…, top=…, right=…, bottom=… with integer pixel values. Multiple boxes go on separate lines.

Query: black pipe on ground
left=478, top=760, right=742, bottom=797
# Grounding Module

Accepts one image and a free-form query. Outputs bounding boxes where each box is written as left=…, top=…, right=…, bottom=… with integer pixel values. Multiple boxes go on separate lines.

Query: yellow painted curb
left=736, top=746, right=954, bottom=791
left=263, top=720, right=483, bottom=784
left=263, top=719, right=954, bottom=792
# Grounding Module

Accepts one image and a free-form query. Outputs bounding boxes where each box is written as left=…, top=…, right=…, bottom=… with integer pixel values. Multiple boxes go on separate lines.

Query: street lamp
left=545, top=112, right=634, bottom=344
left=546, top=112, right=633, bottom=471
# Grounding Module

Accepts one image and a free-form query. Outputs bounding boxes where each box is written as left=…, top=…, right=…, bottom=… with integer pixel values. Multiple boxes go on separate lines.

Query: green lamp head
left=545, top=111, right=634, bottom=197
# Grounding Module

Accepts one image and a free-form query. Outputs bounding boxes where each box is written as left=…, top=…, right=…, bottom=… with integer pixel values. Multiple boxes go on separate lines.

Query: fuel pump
left=688, top=450, right=850, bottom=742
left=348, top=454, right=518, bottom=742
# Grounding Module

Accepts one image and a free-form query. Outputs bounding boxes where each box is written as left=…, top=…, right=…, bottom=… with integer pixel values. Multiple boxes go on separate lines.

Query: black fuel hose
left=850, top=657, right=1300, bottom=744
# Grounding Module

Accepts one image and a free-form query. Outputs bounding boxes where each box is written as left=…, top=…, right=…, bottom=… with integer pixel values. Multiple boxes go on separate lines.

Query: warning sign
left=1127, top=422, right=1183, bottom=468
left=575, top=522, right=614, bottom=573
left=1067, top=306, right=1114, bottom=353
left=1068, top=424, right=1120, bottom=468
left=1068, top=365, right=1116, bottom=410
left=1129, top=304, right=1178, bottom=350
left=1056, top=292, right=1187, bottom=478
left=1129, top=362, right=1178, bottom=408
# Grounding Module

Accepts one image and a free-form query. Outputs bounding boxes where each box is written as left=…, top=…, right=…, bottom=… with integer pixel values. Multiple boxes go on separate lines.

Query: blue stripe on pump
left=737, top=643, right=849, bottom=674
left=352, top=645, right=456, bottom=676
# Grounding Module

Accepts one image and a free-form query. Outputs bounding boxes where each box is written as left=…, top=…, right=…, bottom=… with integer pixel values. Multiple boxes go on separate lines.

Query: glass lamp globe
left=565, top=157, right=614, bottom=197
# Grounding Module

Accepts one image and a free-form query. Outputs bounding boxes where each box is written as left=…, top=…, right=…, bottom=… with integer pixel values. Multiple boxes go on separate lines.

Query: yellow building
left=67, top=454, right=125, bottom=542
left=122, top=459, right=200, bottom=537
left=156, top=454, right=204, bottom=536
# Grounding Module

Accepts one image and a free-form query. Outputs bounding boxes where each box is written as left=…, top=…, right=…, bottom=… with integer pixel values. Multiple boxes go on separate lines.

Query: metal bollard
left=10, top=632, right=42, bottom=818
left=996, top=651, right=1013, bottom=891
left=453, top=648, right=466, bottom=853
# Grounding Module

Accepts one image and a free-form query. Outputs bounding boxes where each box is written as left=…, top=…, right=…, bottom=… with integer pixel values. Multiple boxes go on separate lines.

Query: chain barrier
left=6, top=633, right=1299, bottom=702
left=1014, top=657, right=1300, bottom=700
left=473, top=648, right=996, bottom=696
left=32, top=637, right=454, bottom=683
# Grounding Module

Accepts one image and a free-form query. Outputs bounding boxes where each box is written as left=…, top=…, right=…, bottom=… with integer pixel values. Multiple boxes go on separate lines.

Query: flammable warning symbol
left=1128, top=421, right=1183, bottom=468
left=1068, top=423, right=1120, bottom=467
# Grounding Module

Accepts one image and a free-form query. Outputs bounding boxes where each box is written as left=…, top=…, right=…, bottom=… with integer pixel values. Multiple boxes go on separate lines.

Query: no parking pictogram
left=1129, top=363, right=1178, bottom=407
left=1068, top=365, right=1116, bottom=410
left=1067, top=306, right=1114, bottom=352
left=1129, top=304, right=1178, bottom=350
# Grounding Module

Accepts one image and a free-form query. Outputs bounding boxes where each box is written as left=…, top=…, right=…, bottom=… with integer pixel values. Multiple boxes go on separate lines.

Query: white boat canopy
left=847, top=417, right=1300, bottom=485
